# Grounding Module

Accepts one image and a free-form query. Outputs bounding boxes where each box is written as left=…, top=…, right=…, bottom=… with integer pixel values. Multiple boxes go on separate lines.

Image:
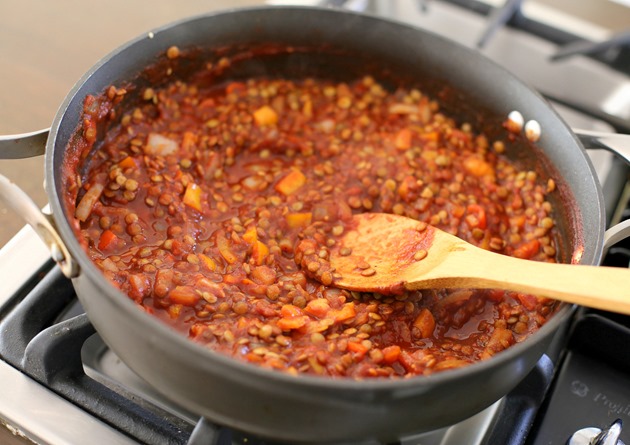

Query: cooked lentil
left=66, top=72, right=560, bottom=379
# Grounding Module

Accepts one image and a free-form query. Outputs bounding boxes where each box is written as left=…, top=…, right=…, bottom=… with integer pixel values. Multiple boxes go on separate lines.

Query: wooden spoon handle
left=407, top=246, right=630, bottom=314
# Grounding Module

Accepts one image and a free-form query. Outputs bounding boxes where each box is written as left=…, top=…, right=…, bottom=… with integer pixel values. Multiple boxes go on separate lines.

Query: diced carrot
left=487, top=289, right=505, bottom=302
left=181, top=131, right=198, bottom=151
left=397, top=176, right=416, bottom=201
left=510, top=215, right=526, bottom=229
left=394, top=128, right=413, bottom=150
left=334, top=302, right=356, bottom=323
left=420, top=131, right=440, bottom=142
left=217, top=233, right=238, bottom=264
left=252, top=240, right=269, bottom=265
left=285, top=212, right=312, bottom=228
left=118, top=156, right=136, bottom=169
left=253, top=105, right=278, bottom=126
left=304, top=298, right=331, bottom=318
left=275, top=169, right=306, bottom=195
left=198, top=253, right=217, bottom=271
left=242, top=226, right=258, bottom=244
left=278, top=305, right=307, bottom=331
left=98, top=229, right=119, bottom=251
left=463, top=156, right=493, bottom=177
left=277, top=316, right=307, bottom=331
left=513, top=239, right=540, bottom=259
left=281, top=304, right=303, bottom=318
left=250, top=265, right=276, bottom=285
left=244, top=353, right=264, bottom=363
left=382, top=345, right=401, bottom=364
left=516, top=293, right=539, bottom=311
left=347, top=341, right=369, bottom=356
left=413, top=308, right=436, bottom=338
left=452, top=205, right=466, bottom=218
left=465, top=204, right=487, bottom=229
left=183, top=182, right=202, bottom=212
left=168, top=286, right=200, bottom=306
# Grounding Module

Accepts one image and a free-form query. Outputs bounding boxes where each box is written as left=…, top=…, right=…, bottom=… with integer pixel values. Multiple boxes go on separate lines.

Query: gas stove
left=1, top=1, right=630, bottom=444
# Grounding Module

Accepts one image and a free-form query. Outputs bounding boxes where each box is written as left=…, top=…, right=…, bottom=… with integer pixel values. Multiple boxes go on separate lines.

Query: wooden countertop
left=0, top=0, right=261, bottom=247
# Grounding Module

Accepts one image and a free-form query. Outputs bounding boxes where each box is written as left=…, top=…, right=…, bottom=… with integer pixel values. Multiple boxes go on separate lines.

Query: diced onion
left=316, top=119, right=335, bottom=133
left=75, top=183, right=104, bottom=222
left=145, top=133, right=178, bottom=156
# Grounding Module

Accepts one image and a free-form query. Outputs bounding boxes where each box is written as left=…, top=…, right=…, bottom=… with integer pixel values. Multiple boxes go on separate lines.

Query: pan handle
left=573, top=129, right=630, bottom=166
left=0, top=174, right=80, bottom=278
left=575, top=129, right=630, bottom=252
left=0, top=129, right=49, bottom=159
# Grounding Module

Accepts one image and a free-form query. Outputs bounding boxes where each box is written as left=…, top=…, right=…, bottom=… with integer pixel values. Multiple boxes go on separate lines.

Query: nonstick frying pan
left=1, top=6, right=630, bottom=443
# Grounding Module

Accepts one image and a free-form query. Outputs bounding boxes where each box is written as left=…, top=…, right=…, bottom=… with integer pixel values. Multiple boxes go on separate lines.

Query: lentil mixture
left=67, top=56, right=561, bottom=379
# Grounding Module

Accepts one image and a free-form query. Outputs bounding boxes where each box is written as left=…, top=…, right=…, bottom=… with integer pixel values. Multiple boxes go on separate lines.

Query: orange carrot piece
left=281, top=304, right=303, bottom=318
left=394, top=128, right=413, bottom=150
left=217, top=233, right=238, bottom=264
left=253, top=105, right=278, bottom=126
left=181, top=131, right=198, bottom=151
left=98, top=229, right=119, bottom=251
left=304, top=298, right=331, bottom=318
left=242, top=226, right=258, bottom=244
left=277, top=316, right=307, bottom=331
left=413, top=308, right=436, bottom=338
left=463, top=156, right=493, bottom=177
left=285, top=212, right=312, bottom=228
left=183, top=183, right=202, bottom=211
left=420, top=131, right=440, bottom=142
left=347, top=341, right=369, bottom=356
left=168, top=286, right=200, bottom=306
left=382, top=345, right=401, bottom=364
left=118, top=156, right=136, bottom=169
left=465, top=204, right=487, bottom=230
left=334, top=302, right=356, bottom=323
left=275, top=169, right=306, bottom=195
left=278, top=304, right=307, bottom=331
left=252, top=240, right=269, bottom=265
left=198, top=254, right=217, bottom=271
left=513, top=239, right=540, bottom=259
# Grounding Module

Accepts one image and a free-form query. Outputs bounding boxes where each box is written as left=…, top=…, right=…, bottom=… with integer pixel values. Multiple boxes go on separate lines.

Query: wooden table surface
left=0, top=0, right=261, bottom=247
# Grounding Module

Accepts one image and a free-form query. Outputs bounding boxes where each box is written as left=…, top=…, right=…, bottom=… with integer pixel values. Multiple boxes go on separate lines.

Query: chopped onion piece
left=145, top=133, right=178, bottom=156
left=316, top=119, right=335, bottom=133
left=75, top=183, right=104, bottom=222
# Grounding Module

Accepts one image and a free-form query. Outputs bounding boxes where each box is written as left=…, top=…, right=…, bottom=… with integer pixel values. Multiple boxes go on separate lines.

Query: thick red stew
left=66, top=51, right=560, bottom=378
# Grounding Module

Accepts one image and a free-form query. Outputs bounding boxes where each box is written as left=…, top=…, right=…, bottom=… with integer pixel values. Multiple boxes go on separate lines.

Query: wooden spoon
left=318, top=213, right=630, bottom=314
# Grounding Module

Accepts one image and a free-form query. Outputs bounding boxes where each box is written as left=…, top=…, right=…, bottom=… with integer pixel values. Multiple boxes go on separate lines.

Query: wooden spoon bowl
left=308, top=213, right=630, bottom=314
